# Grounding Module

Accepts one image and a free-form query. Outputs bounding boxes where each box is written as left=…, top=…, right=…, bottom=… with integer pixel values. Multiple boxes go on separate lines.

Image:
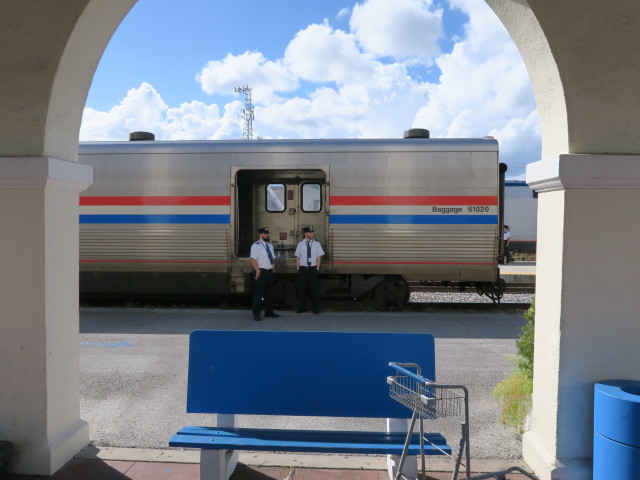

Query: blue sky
left=81, top=0, right=541, bottom=178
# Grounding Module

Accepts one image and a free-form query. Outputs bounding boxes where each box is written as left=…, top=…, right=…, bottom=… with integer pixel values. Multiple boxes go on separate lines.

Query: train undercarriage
left=80, top=271, right=507, bottom=308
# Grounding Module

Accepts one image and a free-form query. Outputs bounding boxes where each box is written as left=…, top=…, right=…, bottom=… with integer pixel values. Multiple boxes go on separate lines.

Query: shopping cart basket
left=387, top=362, right=470, bottom=480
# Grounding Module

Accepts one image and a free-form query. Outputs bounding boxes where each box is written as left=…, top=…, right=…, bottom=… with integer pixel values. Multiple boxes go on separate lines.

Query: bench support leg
left=198, top=414, right=240, bottom=480
left=386, top=418, right=418, bottom=480
left=201, top=449, right=239, bottom=480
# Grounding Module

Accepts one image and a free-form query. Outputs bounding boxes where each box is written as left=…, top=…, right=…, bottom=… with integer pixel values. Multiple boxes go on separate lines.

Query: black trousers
left=502, top=240, right=510, bottom=264
left=252, top=268, right=275, bottom=316
left=297, top=266, right=320, bottom=312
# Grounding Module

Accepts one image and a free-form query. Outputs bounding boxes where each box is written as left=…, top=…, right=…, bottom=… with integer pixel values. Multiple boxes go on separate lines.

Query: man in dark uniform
left=295, top=225, right=325, bottom=314
left=250, top=227, right=279, bottom=321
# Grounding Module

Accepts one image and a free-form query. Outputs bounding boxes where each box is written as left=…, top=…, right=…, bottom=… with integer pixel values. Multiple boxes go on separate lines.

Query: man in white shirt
left=503, top=224, right=511, bottom=264
left=295, top=226, right=325, bottom=314
left=250, top=227, right=279, bottom=321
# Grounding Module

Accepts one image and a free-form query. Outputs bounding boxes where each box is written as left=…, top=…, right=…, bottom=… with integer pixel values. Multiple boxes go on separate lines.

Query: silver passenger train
left=78, top=131, right=507, bottom=306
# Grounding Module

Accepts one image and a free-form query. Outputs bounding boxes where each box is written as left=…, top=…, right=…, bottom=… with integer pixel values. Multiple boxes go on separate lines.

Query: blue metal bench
left=169, top=330, right=450, bottom=480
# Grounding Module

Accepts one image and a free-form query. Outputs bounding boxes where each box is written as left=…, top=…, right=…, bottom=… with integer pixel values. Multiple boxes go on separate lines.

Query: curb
left=75, top=446, right=533, bottom=474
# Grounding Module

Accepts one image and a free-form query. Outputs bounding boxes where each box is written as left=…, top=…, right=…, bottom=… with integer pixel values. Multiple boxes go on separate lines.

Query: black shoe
left=296, top=309, right=306, bottom=314
left=253, top=315, right=261, bottom=321
left=265, top=312, right=280, bottom=318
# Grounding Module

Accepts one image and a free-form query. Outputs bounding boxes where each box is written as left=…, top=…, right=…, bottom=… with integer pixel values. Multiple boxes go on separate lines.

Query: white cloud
left=164, top=100, right=243, bottom=140
left=350, top=0, right=443, bottom=61
left=80, top=83, right=242, bottom=141
left=336, top=7, right=351, bottom=20
left=284, top=22, right=375, bottom=85
left=81, top=0, right=541, bottom=177
left=196, top=51, right=298, bottom=103
left=254, top=64, right=427, bottom=140
left=413, top=0, right=540, bottom=176
left=80, top=82, right=168, bottom=141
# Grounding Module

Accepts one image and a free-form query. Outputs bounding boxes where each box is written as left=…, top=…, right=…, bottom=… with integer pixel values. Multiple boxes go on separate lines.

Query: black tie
left=265, top=243, right=274, bottom=266
left=306, top=241, right=312, bottom=266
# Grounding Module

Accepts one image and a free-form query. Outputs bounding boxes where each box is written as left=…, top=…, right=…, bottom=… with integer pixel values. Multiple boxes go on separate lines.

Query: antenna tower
left=235, top=85, right=255, bottom=140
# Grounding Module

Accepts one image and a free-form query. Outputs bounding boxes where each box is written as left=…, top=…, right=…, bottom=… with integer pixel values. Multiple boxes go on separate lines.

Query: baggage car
left=79, top=131, right=507, bottom=306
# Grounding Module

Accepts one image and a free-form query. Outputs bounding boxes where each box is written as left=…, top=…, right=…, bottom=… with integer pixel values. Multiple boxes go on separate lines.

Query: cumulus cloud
left=80, top=83, right=242, bottom=141
left=413, top=0, right=540, bottom=176
left=80, top=82, right=168, bottom=141
left=284, top=21, right=375, bottom=85
left=196, top=51, right=298, bottom=103
left=255, top=62, right=426, bottom=139
left=350, top=0, right=443, bottom=61
left=81, top=0, right=540, bottom=176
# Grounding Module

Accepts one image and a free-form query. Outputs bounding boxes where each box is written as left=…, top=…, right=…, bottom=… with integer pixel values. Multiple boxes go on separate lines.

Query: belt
left=299, top=266, right=316, bottom=269
left=259, top=268, right=274, bottom=272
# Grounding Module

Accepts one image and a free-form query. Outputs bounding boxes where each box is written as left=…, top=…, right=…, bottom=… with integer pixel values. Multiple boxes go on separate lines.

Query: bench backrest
left=186, top=330, right=435, bottom=418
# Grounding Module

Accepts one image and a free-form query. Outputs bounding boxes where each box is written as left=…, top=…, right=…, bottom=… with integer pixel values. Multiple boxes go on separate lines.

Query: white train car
left=504, top=181, right=537, bottom=253
left=78, top=133, right=506, bottom=306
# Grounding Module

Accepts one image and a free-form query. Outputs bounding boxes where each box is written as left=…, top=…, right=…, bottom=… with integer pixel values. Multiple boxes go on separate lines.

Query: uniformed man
left=295, top=226, right=325, bottom=314
left=503, top=224, right=511, bottom=264
left=250, top=227, right=279, bottom=321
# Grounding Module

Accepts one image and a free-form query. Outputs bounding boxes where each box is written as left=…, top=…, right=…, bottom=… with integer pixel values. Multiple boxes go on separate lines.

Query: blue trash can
left=594, top=380, right=640, bottom=479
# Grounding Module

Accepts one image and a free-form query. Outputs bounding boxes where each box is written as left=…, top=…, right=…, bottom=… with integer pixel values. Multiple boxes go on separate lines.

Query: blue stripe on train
left=79, top=214, right=231, bottom=224
left=329, top=214, right=498, bottom=225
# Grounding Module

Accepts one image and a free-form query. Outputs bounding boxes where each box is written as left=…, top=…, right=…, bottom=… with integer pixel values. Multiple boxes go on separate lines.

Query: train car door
left=234, top=168, right=327, bottom=269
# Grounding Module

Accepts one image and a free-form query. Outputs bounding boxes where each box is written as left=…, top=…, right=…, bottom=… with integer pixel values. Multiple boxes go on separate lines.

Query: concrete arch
left=0, top=0, right=135, bottom=159
left=487, top=0, right=640, bottom=158
left=1, top=1, right=640, bottom=478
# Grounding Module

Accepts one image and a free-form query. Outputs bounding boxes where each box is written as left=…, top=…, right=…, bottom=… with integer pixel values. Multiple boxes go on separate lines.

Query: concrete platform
left=499, top=262, right=536, bottom=285
left=6, top=447, right=536, bottom=479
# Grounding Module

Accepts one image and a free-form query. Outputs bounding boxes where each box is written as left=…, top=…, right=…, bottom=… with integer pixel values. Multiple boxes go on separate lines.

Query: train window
left=266, top=184, right=286, bottom=212
left=301, top=183, right=322, bottom=212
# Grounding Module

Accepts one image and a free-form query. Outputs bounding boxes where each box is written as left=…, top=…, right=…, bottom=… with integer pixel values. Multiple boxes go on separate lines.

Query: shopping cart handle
left=389, top=362, right=432, bottom=384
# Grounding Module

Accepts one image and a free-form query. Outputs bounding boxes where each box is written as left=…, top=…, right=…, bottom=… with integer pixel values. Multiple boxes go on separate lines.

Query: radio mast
left=234, top=85, right=255, bottom=140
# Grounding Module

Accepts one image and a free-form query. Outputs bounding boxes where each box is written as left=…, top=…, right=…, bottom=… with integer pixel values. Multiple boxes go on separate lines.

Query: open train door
left=231, top=167, right=328, bottom=304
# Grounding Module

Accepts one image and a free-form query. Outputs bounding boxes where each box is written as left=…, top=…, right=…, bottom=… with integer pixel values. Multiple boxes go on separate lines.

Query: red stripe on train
left=332, top=261, right=495, bottom=265
left=80, top=196, right=231, bottom=206
left=330, top=196, right=497, bottom=206
left=80, top=259, right=231, bottom=263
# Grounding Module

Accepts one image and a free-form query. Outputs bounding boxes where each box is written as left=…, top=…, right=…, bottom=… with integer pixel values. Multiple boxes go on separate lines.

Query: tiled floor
left=7, top=459, right=533, bottom=480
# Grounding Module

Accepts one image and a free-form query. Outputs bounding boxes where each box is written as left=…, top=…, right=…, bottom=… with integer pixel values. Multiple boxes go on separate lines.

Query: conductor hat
left=258, top=227, right=270, bottom=234
left=303, top=226, right=315, bottom=233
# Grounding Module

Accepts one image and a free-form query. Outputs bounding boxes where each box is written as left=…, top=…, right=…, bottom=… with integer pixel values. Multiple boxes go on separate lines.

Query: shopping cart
left=387, top=362, right=470, bottom=480
left=387, top=362, right=540, bottom=480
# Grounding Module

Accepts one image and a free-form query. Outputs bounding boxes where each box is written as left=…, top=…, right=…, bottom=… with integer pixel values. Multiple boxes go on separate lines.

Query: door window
left=301, top=183, right=322, bottom=212
left=266, top=183, right=286, bottom=212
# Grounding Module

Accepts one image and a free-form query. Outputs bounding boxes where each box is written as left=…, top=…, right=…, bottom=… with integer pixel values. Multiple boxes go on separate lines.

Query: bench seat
left=170, top=426, right=452, bottom=455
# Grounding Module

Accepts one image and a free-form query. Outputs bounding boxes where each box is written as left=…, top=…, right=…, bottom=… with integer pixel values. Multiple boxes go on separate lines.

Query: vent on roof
left=403, top=128, right=429, bottom=139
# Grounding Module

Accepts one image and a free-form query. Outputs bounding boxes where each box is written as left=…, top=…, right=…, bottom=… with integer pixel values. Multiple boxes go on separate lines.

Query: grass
left=492, top=299, right=535, bottom=432
left=492, top=371, right=533, bottom=432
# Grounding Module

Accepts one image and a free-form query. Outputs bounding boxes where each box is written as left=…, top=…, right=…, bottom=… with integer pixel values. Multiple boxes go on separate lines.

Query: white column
left=0, top=157, right=92, bottom=474
left=523, top=154, right=640, bottom=480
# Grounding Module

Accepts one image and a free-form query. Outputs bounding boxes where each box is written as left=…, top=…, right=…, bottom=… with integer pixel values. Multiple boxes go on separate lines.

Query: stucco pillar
left=524, top=154, right=640, bottom=480
left=0, top=157, right=92, bottom=474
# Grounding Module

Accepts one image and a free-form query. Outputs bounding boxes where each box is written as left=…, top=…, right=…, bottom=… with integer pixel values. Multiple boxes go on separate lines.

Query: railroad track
left=82, top=286, right=534, bottom=311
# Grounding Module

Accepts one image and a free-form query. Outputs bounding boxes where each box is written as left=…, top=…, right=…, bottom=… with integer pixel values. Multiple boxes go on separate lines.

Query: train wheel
left=476, top=279, right=507, bottom=303
left=372, top=277, right=409, bottom=310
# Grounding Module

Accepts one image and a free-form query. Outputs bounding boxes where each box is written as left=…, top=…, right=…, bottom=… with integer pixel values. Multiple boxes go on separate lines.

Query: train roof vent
left=129, top=131, right=155, bottom=141
left=403, top=128, right=429, bottom=139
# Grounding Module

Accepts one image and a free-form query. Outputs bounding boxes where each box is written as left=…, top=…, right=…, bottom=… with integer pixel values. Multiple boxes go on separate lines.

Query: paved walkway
left=6, top=448, right=535, bottom=480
